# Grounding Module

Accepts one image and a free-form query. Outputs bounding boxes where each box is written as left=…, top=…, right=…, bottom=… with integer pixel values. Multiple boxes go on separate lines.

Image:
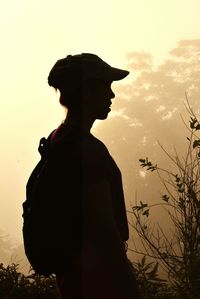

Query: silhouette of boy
left=45, top=53, right=142, bottom=299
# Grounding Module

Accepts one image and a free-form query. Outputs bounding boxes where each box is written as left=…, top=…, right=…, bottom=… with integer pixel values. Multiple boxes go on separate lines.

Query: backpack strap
left=23, top=130, right=56, bottom=214
left=38, top=129, right=56, bottom=158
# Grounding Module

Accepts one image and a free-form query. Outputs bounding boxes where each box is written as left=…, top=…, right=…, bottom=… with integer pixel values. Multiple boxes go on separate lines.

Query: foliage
left=130, top=101, right=200, bottom=299
left=0, top=260, right=176, bottom=299
left=0, top=263, right=60, bottom=299
left=130, top=256, right=175, bottom=299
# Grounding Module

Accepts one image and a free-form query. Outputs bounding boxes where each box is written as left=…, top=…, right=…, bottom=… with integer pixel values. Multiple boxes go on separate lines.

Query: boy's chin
left=96, top=109, right=110, bottom=120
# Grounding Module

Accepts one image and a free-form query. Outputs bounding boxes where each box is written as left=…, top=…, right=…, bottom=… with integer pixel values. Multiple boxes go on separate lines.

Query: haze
left=0, top=0, right=200, bottom=253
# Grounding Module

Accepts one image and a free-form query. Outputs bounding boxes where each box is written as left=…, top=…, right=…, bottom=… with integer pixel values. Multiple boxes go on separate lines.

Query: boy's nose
left=110, top=90, right=115, bottom=99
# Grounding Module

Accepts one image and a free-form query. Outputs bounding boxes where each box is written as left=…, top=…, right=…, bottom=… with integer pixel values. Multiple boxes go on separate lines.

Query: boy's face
left=81, top=78, right=115, bottom=120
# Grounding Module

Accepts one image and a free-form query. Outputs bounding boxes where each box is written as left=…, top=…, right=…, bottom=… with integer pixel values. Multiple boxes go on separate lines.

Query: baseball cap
left=48, top=53, right=129, bottom=90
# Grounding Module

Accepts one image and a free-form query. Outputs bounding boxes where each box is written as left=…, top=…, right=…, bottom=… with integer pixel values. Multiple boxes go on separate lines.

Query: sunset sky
left=0, top=0, right=200, bottom=243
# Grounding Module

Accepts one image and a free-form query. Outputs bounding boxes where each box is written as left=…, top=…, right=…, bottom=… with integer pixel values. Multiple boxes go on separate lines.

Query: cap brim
left=93, top=67, right=129, bottom=81
left=110, top=67, right=129, bottom=81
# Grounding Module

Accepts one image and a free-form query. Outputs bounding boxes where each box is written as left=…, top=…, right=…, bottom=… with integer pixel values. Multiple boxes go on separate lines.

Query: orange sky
left=0, top=0, right=200, bottom=243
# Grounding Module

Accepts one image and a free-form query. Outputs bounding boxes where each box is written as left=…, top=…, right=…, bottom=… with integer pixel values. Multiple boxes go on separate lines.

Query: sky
left=0, top=0, right=200, bottom=243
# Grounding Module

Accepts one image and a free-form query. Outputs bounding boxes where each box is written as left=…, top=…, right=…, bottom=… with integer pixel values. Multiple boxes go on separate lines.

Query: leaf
left=175, top=174, right=181, bottom=182
left=193, top=139, right=200, bottom=148
left=162, top=194, right=169, bottom=202
left=139, top=157, right=157, bottom=171
left=139, top=158, right=146, bottom=163
left=132, top=201, right=148, bottom=212
left=132, top=205, right=139, bottom=211
left=140, top=201, right=148, bottom=208
left=142, top=209, right=150, bottom=217
left=189, top=117, right=200, bottom=131
left=190, top=117, right=197, bottom=129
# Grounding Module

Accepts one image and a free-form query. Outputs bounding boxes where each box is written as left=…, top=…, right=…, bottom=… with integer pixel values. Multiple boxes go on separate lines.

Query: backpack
left=22, top=133, right=81, bottom=276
